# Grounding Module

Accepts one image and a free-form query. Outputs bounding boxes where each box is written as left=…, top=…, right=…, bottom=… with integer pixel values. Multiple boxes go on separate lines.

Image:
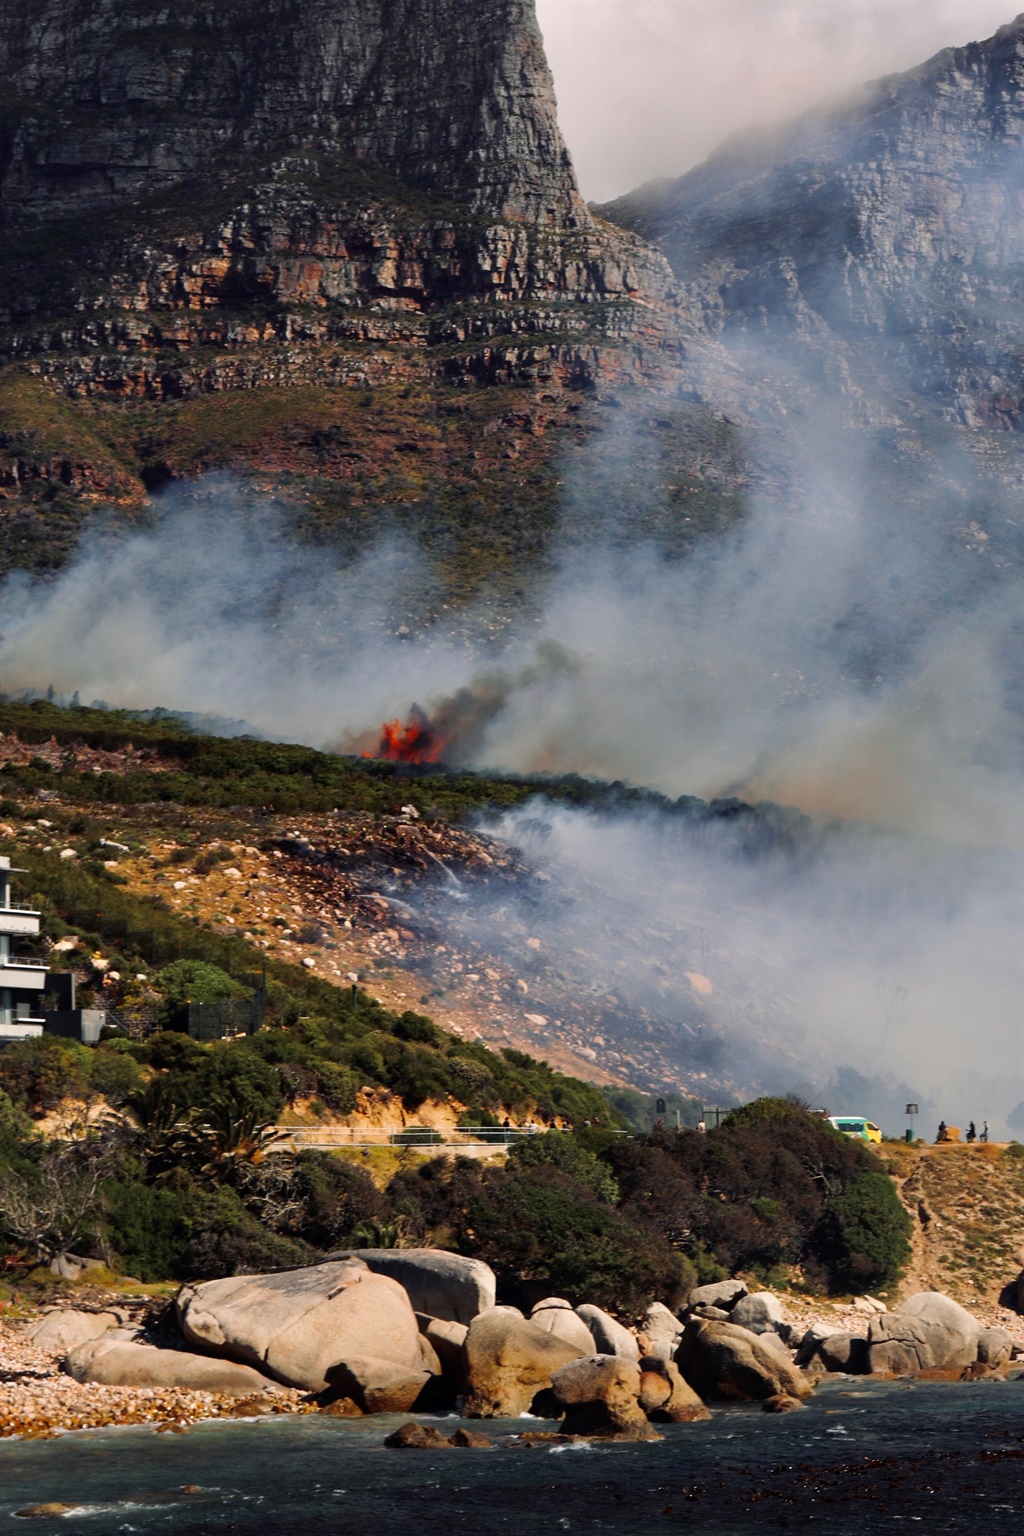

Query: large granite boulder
left=676, top=1318, right=812, bottom=1403
left=729, top=1292, right=786, bottom=1337
left=687, top=1279, right=748, bottom=1312
left=575, top=1304, right=640, bottom=1360
left=65, top=1332, right=273, bottom=1394
left=638, top=1355, right=711, bottom=1422
left=549, top=1354, right=656, bottom=1439
left=530, top=1299, right=598, bottom=1355
left=462, top=1306, right=586, bottom=1417
left=177, top=1258, right=423, bottom=1392
left=334, top=1250, right=495, bottom=1325
left=640, top=1301, right=684, bottom=1361
left=28, top=1309, right=122, bottom=1355
left=867, top=1292, right=980, bottom=1376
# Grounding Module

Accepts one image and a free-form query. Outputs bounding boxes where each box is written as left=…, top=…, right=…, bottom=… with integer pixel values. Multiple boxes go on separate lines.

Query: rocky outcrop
left=326, top=1355, right=432, bottom=1414
left=676, top=1317, right=812, bottom=1403
left=600, top=15, right=1024, bottom=432
left=639, top=1301, right=684, bottom=1360
left=338, top=1249, right=495, bottom=1325
left=65, top=1332, right=274, bottom=1394
left=176, top=1257, right=423, bottom=1392
left=728, top=1292, right=786, bottom=1337
left=688, top=1279, right=748, bottom=1312
left=976, top=1327, right=1013, bottom=1368
left=867, top=1292, right=981, bottom=1375
left=462, top=1305, right=586, bottom=1417
left=0, top=0, right=586, bottom=229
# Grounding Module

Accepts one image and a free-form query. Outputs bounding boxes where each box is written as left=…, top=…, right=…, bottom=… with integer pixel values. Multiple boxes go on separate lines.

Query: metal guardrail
left=269, top=1124, right=634, bottom=1152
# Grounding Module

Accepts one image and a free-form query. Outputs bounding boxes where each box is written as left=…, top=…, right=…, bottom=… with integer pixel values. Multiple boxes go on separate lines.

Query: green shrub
left=0, top=1036, right=91, bottom=1113
left=104, top=1180, right=193, bottom=1281
left=88, top=1048, right=144, bottom=1106
left=814, top=1171, right=911, bottom=1292
left=157, top=959, right=245, bottom=1009
left=507, top=1130, right=620, bottom=1203
left=313, top=1061, right=359, bottom=1114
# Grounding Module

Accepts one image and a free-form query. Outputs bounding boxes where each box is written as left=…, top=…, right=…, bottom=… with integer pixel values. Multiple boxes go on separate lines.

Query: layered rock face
left=0, top=0, right=584, bottom=227
left=600, top=15, right=1024, bottom=428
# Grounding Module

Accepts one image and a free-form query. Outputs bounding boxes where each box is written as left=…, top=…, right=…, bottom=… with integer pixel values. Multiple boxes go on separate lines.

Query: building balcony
left=0, top=959, right=48, bottom=990
left=0, top=909, right=42, bottom=935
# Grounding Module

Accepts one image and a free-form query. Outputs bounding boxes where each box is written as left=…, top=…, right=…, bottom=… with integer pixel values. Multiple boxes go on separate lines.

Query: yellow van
left=829, top=1116, right=882, bottom=1143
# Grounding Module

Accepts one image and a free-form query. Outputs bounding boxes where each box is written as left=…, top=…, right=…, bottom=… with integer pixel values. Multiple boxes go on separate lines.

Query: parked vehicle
left=829, top=1115, right=882, bottom=1143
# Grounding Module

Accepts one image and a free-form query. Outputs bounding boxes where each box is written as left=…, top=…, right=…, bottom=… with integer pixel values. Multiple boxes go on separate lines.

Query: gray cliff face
left=600, top=15, right=1024, bottom=428
left=0, top=0, right=584, bottom=227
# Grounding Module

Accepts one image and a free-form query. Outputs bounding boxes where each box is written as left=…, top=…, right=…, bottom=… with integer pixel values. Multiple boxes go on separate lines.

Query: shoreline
left=3, top=1288, right=1022, bottom=1442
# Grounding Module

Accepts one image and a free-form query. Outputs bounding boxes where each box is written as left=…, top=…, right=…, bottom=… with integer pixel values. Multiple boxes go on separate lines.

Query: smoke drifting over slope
left=537, top=0, right=1015, bottom=198
left=2, top=436, right=1020, bottom=1131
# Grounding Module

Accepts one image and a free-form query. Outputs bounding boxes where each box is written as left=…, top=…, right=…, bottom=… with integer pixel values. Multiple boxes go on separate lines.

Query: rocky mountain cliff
left=600, top=15, right=1024, bottom=433
left=0, top=0, right=700, bottom=584
left=0, top=6, right=1019, bottom=595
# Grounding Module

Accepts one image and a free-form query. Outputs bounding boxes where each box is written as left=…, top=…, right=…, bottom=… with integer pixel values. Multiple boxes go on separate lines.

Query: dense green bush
left=0, top=1036, right=90, bottom=1113
left=814, top=1171, right=912, bottom=1292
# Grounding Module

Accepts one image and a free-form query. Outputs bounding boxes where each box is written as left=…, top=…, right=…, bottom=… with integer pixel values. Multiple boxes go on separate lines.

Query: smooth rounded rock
left=177, top=1259, right=423, bottom=1391
left=575, top=1304, right=639, bottom=1360
left=676, top=1318, right=812, bottom=1403
left=729, top=1291, right=785, bottom=1336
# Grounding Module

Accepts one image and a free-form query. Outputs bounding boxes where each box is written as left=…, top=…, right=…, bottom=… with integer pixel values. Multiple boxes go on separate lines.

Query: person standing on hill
left=966, top=1120, right=977, bottom=1143
left=936, top=1120, right=947, bottom=1141
left=981, top=1121, right=989, bottom=1142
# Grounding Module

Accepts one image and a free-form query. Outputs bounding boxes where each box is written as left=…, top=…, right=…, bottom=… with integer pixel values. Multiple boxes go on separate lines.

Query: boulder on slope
left=676, top=1318, right=812, bottom=1403
left=729, top=1292, right=785, bottom=1336
left=65, top=1333, right=273, bottom=1394
left=687, top=1280, right=748, bottom=1312
left=462, top=1306, right=586, bottom=1418
left=176, top=1258, right=423, bottom=1392
left=332, top=1249, right=495, bottom=1325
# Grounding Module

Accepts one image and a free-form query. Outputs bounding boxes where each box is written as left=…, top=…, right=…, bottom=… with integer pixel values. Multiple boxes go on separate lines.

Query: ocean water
left=0, top=1377, right=1020, bottom=1535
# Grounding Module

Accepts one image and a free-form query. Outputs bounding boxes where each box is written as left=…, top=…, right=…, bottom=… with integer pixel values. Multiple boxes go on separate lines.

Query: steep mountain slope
left=600, top=15, right=1024, bottom=433
left=0, top=0, right=707, bottom=583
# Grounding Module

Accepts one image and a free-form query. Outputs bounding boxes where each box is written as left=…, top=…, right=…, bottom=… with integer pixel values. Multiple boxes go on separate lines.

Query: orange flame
left=375, top=704, right=444, bottom=764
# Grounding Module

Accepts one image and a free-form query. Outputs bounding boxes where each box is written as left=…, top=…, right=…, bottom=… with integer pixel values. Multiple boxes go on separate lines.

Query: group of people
left=936, top=1119, right=988, bottom=1143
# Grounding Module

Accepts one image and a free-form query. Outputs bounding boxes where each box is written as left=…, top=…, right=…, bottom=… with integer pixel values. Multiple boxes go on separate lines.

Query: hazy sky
left=535, top=0, right=1014, bottom=201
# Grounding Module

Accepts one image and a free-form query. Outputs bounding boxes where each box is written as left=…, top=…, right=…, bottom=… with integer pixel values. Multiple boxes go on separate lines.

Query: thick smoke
left=2, top=445, right=1020, bottom=1132
left=537, top=0, right=1014, bottom=199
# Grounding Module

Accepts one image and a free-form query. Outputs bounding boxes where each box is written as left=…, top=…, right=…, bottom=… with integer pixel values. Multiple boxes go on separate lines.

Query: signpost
left=905, top=1103, right=919, bottom=1143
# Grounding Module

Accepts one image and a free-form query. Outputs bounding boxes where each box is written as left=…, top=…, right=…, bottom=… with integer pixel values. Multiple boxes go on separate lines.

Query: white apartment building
left=0, top=855, right=47, bottom=1042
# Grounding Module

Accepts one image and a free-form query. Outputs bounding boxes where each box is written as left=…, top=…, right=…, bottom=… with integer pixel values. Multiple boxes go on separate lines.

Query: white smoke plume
left=1, top=435, right=1020, bottom=1133
left=537, top=0, right=1015, bottom=199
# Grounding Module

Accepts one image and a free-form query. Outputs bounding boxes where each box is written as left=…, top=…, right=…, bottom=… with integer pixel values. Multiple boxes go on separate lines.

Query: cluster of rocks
left=8, top=1257, right=1019, bottom=1444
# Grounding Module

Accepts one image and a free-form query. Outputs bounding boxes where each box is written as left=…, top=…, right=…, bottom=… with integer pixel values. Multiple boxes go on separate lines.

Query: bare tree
left=0, top=1140, right=112, bottom=1266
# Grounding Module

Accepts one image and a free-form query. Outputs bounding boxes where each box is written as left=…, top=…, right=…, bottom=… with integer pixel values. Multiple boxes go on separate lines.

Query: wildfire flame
left=375, top=704, right=445, bottom=764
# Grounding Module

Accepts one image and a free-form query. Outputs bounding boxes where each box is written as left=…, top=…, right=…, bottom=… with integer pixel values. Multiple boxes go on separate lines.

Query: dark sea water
left=1, top=1377, right=1021, bottom=1535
